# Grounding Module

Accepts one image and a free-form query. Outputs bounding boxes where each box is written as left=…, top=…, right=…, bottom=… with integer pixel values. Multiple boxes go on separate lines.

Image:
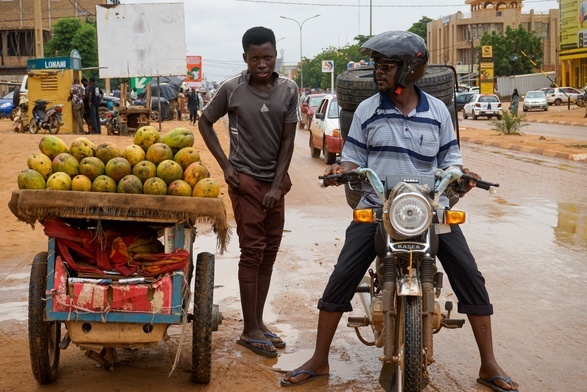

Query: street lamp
left=280, top=14, right=321, bottom=92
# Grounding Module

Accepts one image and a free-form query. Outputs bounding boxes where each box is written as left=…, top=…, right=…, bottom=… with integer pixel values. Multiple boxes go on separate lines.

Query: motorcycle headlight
left=388, top=192, right=432, bottom=237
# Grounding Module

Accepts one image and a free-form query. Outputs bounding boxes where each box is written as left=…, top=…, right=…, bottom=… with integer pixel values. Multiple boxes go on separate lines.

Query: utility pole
left=34, top=0, right=43, bottom=58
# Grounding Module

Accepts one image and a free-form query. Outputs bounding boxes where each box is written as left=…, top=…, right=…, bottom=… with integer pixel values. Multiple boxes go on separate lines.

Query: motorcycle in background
left=28, top=99, right=64, bottom=134
left=321, top=167, right=498, bottom=392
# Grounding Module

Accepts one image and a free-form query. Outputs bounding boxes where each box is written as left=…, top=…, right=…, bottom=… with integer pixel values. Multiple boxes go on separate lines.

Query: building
left=558, top=0, right=587, bottom=89
left=0, top=0, right=116, bottom=89
left=427, top=0, right=559, bottom=87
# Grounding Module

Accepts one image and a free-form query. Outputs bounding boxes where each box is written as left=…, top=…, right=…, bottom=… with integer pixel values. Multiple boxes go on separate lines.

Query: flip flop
left=476, top=375, right=519, bottom=392
left=280, top=369, right=329, bottom=387
left=236, top=338, right=277, bottom=358
left=263, top=331, right=286, bottom=348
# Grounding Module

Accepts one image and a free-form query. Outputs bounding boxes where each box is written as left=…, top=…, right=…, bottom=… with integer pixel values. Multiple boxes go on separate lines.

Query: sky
left=121, top=0, right=560, bottom=84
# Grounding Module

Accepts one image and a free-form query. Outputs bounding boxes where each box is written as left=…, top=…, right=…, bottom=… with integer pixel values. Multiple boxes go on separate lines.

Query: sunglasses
left=374, top=62, right=400, bottom=72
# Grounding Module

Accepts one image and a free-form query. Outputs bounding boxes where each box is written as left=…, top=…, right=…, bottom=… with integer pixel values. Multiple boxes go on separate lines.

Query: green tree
left=44, top=17, right=99, bottom=70
left=408, top=17, right=433, bottom=43
left=296, top=36, right=371, bottom=91
left=480, top=26, right=543, bottom=77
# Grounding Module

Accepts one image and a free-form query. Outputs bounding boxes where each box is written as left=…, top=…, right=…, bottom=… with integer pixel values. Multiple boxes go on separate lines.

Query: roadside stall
left=8, top=190, right=230, bottom=384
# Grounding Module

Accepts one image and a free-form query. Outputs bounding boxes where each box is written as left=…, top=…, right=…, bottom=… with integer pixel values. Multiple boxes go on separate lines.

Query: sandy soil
left=0, top=107, right=584, bottom=392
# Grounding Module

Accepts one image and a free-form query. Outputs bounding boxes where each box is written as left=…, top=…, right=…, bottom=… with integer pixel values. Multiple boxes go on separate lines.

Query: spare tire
left=336, top=65, right=455, bottom=112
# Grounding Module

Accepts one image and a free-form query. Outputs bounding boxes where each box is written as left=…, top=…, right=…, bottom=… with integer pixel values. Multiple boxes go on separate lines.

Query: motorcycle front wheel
left=394, top=296, right=423, bottom=392
left=49, top=117, right=60, bottom=134
left=29, top=119, right=39, bottom=134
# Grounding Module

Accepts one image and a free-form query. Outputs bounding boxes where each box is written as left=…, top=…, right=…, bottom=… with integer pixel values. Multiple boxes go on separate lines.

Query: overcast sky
left=121, top=0, right=559, bottom=84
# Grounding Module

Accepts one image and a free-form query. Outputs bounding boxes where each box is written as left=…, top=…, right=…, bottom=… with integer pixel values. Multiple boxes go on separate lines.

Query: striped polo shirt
left=203, top=70, right=299, bottom=181
left=343, top=86, right=463, bottom=208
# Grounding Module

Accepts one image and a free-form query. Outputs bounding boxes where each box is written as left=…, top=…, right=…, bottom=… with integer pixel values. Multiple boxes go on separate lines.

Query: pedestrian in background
left=87, top=77, right=102, bottom=134
left=187, top=88, right=199, bottom=125
left=69, top=78, right=85, bottom=134
left=510, top=88, right=519, bottom=116
left=81, top=78, right=92, bottom=133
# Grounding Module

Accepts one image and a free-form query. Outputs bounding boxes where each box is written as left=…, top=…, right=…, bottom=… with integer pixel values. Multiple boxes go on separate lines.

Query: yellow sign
left=482, top=45, right=493, bottom=58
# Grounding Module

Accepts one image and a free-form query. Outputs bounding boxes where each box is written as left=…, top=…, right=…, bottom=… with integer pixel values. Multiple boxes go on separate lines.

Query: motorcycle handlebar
left=319, top=171, right=499, bottom=191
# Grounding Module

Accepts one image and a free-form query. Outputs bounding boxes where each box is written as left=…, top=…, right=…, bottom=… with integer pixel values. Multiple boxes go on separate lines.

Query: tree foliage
left=295, top=36, right=371, bottom=91
left=44, top=17, right=98, bottom=70
left=408, top=17, right=433, bottom=43
left=480, top=26, right=543, bottom=77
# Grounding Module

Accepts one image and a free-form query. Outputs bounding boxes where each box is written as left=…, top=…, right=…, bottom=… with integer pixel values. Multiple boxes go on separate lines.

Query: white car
left=309, top=95, right=342, bottom=164
left=523, top=90, right=548, bottom=112
left=462, top=94, right=503, bottom=120
left=544, top=87, right=582, bottom=106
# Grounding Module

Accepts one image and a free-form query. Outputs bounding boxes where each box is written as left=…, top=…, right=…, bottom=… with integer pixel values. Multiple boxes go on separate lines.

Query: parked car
left=0, top=91, right=17, bottom=120
left=544, top=87, right=582, bottom=105
left=462, top=94, right=502, bottom=120
left=299, top=93, right=327, bottom=129
left=309, top=95, right=342, bottom=164
left=523, top=90, right=548, bottom=112
left=469, top=86, right=480, bottom=93
left=455, top=92, right=476, bottom=111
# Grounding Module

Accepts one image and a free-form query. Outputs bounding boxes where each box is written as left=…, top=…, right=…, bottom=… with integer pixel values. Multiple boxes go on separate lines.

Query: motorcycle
left=105, top=101, right=121, bottom=135
left=320, top=166, right=498, bottom=392
left=29, top=99, right=64, bottom=134
left=576, top=94, right=586, bottom=108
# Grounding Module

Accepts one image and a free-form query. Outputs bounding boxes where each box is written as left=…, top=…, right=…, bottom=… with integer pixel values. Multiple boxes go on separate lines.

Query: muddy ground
left=0, top=106, right=585, bottom=392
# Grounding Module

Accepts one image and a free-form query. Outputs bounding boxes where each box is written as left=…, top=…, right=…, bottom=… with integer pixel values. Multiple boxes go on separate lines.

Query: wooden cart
left=8, top=190, right=230, bottom=385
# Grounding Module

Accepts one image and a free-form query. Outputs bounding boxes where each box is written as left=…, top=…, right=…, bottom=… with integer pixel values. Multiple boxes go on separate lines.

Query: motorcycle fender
left=56, top=114, right=64, bottom=125
left=397, top=275, right=421, bottom=296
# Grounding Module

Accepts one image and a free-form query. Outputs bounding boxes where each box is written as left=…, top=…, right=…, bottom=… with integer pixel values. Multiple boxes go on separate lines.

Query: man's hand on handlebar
left=460, top=168, right=480, bottom=195
left=322, top=162, right=358, bottom=187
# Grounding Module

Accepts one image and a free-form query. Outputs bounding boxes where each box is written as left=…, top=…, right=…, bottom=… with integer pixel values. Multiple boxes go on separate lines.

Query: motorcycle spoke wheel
left=396, top=296, right=423, bottom=392
left=29, top=119, right=39, bottom=134
left=49, top=118, right=60, bottom=134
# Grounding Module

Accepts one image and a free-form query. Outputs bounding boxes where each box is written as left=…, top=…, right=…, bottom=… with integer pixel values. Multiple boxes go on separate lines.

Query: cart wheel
left=28, top=252, right=60, bottom=384
left=192, top=252, right=215, bottom=384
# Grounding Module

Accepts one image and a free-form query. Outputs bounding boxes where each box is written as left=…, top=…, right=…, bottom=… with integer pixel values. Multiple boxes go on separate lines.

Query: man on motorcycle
left=282, top=31, right=518, bottom=392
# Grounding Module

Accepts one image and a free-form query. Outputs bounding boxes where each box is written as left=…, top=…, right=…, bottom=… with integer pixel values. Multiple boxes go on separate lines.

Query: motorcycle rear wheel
left=49, top=117, right=60, bottom=134
left=395, top=296, right=423, bottom=392
left=29, top=119, right=39, bottom=134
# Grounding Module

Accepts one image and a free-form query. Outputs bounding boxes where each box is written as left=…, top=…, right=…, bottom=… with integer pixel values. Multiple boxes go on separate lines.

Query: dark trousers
left=228, top=173, right=291, bottom=283
left=90, top=105, right=100, bottom=134
left=318, top=222, right=493, bottom=316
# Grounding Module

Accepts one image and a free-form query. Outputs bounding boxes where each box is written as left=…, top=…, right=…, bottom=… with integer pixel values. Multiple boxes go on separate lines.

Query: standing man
left=282, top=31, right=518, bottom=392
left=81, top=78, right=92, bottom=133
left=187, top=88, right=199, bottom=125
left=198, top=26, right=299, bottom=358
left=87, top=77, right=101, bottom=134
left=69, top=78, right=85, bottom=134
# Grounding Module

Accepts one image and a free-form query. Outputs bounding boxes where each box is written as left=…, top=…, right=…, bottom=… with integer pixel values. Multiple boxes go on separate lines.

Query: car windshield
left=3, top=91, right=13, bottom=99
left=327, top=99, right=339, bottom=119
left=478, top=96, right=498, bottom=103
left=310, top=96, right=324, bottom=106
left=526, top=92, right=545, bottom=98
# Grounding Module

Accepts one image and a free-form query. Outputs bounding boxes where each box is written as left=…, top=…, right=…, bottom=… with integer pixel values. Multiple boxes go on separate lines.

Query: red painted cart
left=8, top=190, right=230, bottom=385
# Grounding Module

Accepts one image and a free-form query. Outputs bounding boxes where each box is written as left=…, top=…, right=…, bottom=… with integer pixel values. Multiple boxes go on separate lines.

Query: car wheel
left=554, top=98, right=562, bottom=106
left=523, top=107, right=528, bottom=112
left=150, top=110, right=159, bottom=122
left=323, top=139, right=336, bottom=165
left=462, top=110, right=468, bottom=120
left=544, top=107, right=548, bottom=111
left=497, top=115, right=502, bottom=120
left=309, top=133, right=320, bottom=158
left=472, top=112, right=478, bottom=120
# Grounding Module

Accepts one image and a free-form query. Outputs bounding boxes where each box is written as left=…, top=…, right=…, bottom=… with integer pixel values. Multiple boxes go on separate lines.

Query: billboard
left=184, top=56, right=203, bottom=88
left=560, top=0, right=587, bottom=50
left=96, top=3, right=186, bottom=78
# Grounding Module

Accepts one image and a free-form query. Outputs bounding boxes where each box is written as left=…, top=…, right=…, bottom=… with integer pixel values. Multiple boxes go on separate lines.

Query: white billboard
left=96, top=3, right=186, bottom=78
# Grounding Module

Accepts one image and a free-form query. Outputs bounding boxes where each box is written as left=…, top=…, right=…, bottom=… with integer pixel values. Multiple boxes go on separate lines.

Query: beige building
left=0, top=0, right=115, bottom=83
left=427, top=0, right=559, bottom=86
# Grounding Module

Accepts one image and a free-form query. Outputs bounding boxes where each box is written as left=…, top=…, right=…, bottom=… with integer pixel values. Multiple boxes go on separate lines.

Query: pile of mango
left=17, top=126, right=221, bottom=198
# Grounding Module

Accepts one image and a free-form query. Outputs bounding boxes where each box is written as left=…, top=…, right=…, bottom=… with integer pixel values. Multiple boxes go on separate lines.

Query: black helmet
left=360, top=31, right=428, bottom=93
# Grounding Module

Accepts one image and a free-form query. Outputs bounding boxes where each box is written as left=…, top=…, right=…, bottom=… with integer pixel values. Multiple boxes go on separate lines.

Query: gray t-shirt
left=203, top=70, right=299, bottom=181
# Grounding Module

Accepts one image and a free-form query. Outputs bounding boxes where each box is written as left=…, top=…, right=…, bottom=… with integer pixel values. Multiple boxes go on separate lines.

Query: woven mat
left=8, top=190, right=231, bottom=252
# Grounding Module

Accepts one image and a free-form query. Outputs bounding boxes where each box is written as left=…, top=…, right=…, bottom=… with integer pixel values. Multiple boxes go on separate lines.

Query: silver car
left=523, top=90, right=548, bottom=112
